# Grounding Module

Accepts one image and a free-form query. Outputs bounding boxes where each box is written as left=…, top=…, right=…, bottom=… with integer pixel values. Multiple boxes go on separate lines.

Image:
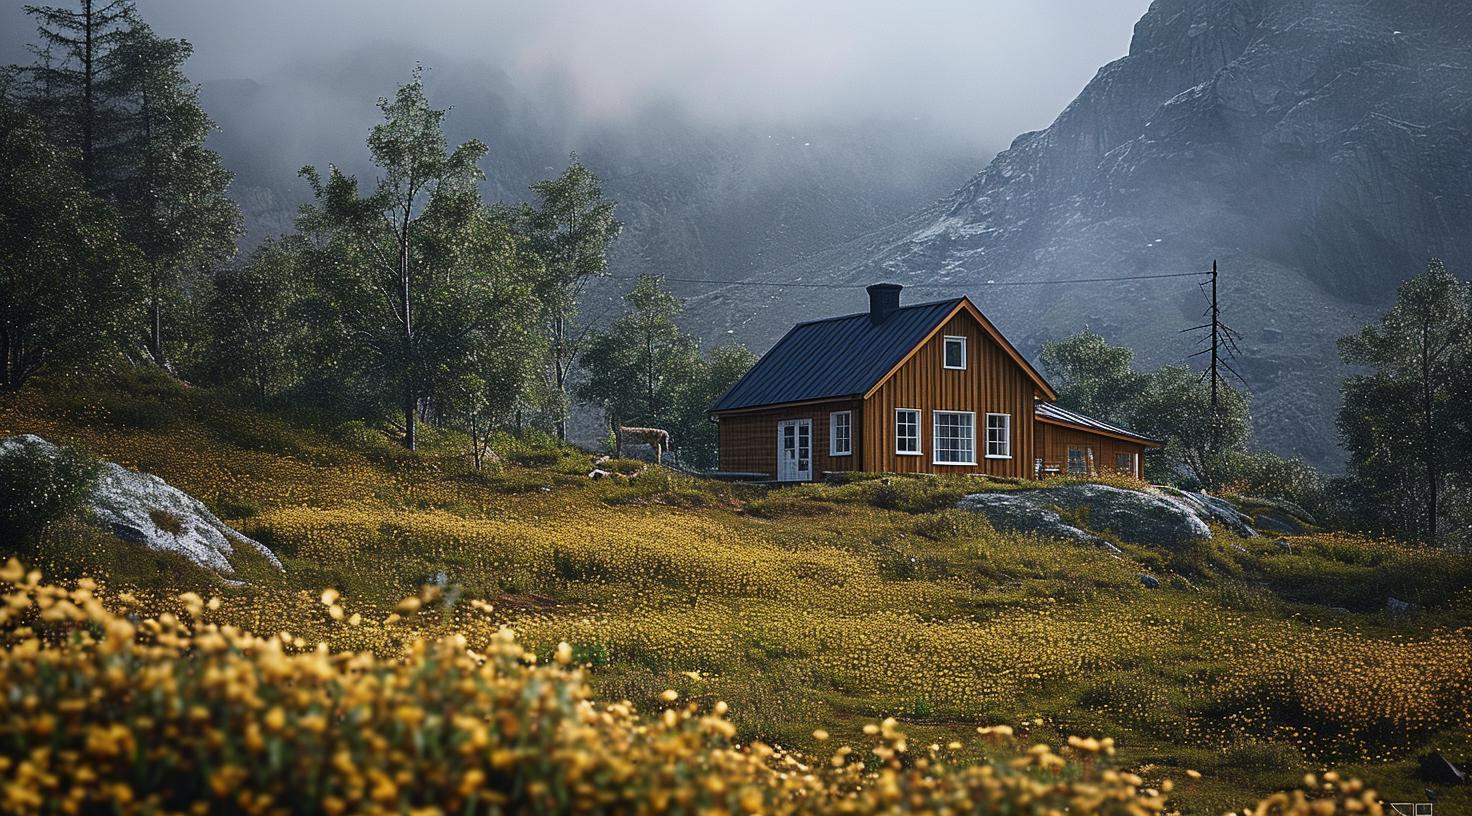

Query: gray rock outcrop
left=958, top=483, right=1215, bottom=551
left=2, top=435, right=282, bottom=578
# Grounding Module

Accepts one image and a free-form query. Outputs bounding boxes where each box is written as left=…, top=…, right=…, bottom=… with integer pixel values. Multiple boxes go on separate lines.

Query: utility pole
left=1183, top=259, right=1245, bottom=482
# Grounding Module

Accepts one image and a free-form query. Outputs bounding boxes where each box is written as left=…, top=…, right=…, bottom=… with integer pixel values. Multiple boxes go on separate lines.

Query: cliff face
left=699, top=0, right=1472, bottom=469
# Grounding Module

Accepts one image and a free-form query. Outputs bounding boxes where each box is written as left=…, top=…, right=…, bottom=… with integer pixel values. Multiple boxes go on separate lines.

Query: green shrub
left=1218, top=739, right=1306, bottom=772
left=866, top=476, right=969, bottom=514
left=0, top=437, right=101, bottom=550
left=602, top=458, right=647, bottom=476
left=1220, top=451, right=1326, bottom=516
left=914, top=509, right=990, bottom=540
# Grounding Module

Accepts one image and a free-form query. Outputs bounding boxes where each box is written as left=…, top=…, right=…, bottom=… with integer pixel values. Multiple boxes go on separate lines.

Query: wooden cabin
left=709, top=283, right=1160, bottom=482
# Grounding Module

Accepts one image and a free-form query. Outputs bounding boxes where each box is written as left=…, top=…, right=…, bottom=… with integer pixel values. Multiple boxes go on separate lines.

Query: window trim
left=984, top=412, right=1012, bottom=460
left=932, top=409, right=977, bottom=466
left=1114, top=451, right=1136, bottom=477
left=894, top=408, right=922, bottom=456
left=1067, top=446, right=1090, bottom=476
left=942, top=335, right=968, bottom=370
left=829, top=410, right=853, bottom=457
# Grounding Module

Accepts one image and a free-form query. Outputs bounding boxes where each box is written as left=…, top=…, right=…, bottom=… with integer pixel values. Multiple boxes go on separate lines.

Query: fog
left=1, top=0, right=1150, bottom=151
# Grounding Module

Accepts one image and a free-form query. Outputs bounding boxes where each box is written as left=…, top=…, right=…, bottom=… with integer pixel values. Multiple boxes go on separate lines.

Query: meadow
left=3, top=371, right=1470, bottom=814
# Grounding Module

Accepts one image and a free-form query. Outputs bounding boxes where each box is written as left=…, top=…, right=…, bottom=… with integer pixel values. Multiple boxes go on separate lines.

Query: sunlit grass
left=2, top=371, right=1471, bottom=812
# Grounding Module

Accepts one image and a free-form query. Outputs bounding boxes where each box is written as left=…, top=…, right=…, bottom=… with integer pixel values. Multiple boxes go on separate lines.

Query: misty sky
left=2, top=0, right=1152, bottom=150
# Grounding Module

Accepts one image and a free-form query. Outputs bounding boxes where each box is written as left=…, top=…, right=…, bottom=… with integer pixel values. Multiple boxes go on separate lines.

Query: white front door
left=776, top=419, right=813, bottom=482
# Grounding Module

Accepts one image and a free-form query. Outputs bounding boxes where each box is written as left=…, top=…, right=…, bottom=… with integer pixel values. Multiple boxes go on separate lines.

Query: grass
left=2, top=370, right=1470, bottom=814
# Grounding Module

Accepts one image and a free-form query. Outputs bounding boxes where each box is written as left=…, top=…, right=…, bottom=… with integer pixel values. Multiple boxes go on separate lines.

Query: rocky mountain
left=693, top=0, right=1472, bottom=470
left=201, top=47, right=980, bottom=303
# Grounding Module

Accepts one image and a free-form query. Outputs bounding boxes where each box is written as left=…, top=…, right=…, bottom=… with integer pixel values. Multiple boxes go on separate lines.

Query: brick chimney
left=867, top=283, right=902, bottom=324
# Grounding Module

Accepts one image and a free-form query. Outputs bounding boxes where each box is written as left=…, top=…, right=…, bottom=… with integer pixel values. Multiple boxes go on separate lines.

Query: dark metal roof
left=1035, top=402, right=1161, bottom=445
left=710, top=298, right=964, bottom=413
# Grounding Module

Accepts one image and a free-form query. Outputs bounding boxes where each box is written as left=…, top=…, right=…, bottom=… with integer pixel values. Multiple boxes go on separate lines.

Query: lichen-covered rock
left=958, top=483, right=1213, bottom=551
left=954, top=492, right=1118, bottom=553
left=2, top=435, right=282, bottom=578
left=1173, top=491, right=1258, bottom=537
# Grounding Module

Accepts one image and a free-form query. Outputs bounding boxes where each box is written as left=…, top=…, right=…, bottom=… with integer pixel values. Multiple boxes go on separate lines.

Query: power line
left=606, top=271, right=1207, bottom=289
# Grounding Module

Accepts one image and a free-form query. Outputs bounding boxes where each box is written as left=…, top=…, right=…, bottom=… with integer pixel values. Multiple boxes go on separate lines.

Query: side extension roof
left=1035, top=401, right=1162, bottom=447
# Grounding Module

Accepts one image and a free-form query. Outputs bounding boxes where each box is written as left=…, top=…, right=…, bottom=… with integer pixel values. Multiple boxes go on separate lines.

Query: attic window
left=943, top=336, right=967, bottom=370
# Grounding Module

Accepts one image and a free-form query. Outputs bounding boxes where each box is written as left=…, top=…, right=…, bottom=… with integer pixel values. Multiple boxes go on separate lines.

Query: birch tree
left=299, top=69, right=487, bottom=450
left=521, top=157, right=620, bottom=440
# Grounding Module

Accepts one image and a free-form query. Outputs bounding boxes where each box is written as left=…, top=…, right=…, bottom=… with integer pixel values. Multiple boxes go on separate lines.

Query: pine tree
left=1, top=105, right=138, bottom=388
left=10, top=0, right=136, bottom=191
left=109, top=22, right=240, bottom=368
left=10, top=3, right=240, bottom=369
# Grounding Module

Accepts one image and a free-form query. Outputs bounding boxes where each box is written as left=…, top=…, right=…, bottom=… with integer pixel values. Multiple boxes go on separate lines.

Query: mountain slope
left=200, top=47, right=980, bottom=295
left=694, top=0, right=1472, bottom=469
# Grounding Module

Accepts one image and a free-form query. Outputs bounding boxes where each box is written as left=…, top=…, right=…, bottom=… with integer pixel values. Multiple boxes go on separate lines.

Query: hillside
left=3, top=373, right=1470, bottom=813
left=693, top=0, right=1472, bottom=470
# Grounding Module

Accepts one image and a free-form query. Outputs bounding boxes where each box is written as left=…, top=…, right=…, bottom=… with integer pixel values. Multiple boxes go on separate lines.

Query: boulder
left=2, top=435, right=282, bottom=579
left=1139, top=574, right=1161, bottom=589
left=1239, top=497, right=1318, bottom=534
left=1174, top=491, right=1258, bottom=537
left=954, top=492, right=1117, bottom=553
left=959, top=483, right=1211, bottom=551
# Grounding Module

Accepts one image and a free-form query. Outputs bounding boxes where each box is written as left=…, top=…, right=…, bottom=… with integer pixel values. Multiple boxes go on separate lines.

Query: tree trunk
left=403, top=395, right=417, bottom=452
left=1, top=328, right=11, bottom=389
left=148, top=295, right=165, bottom=366
left=553, top=314, right=568, bottom=441
left=1422, top=332, right=1437, bottom=545
left=398, top=192, right=416, bottom=451
left=81, top=0, right=95, bottom=186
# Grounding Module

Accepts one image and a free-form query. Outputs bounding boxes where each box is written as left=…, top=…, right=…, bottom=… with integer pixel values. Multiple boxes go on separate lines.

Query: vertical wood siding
left=716, top=399, right=862, bottom=479
left=1036, top=421, right=1149, bottom=478
left=861, top=311, right=1036, bottom=478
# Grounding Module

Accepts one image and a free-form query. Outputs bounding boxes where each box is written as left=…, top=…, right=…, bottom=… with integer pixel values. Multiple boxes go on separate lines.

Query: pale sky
left=2, top=0, right=1153, bottom=150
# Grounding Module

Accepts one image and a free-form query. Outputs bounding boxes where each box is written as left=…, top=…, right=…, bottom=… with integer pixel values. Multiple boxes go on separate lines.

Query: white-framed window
left=943, top=336, right=967, bottom=370
left=1115, top=452, right=1136, bottom=477
left=1067, top=446, right=1090, bottom=475
left=830, top=411, right=852, bottom=457
left=932, top=410, right=976, bottom=465
left=895, top=408, right=921, bottom=455
left=985, top=413, right=1011, bottom=459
